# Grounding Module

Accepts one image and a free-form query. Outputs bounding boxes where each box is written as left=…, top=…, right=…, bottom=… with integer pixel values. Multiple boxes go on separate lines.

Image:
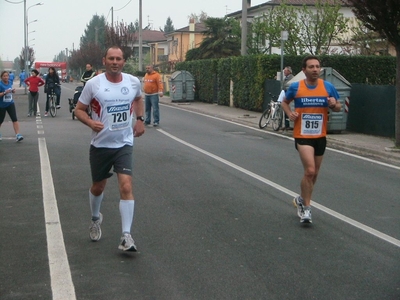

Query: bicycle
left=270, top=101, right=284, bottom=131
left=48, top=88, right=57, bottom=117
left=259, top=93, right=276, bottom=129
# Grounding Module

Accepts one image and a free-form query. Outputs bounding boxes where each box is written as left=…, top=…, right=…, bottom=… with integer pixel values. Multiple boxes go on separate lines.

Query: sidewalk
left=159, top=96, right=400, bottom=166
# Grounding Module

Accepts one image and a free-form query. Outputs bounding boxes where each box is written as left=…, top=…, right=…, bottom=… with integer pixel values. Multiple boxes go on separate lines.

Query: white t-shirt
left=79, top=73, right=142, bottom=148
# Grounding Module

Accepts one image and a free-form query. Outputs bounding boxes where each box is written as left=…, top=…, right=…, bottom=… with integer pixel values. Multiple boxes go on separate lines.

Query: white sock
left=119, top=200, right=135, bottom=234
left=89, top=191, right=103, bottom=220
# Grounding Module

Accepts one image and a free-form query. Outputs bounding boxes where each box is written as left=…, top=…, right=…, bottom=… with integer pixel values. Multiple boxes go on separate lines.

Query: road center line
left=39, top=138, right=76, bottom=300
left=158, top=129, right=400, bottom=248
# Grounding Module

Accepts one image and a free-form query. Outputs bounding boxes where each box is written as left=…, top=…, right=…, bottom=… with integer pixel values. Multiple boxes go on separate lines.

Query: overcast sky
left=0, top=0, right=265, bottom=63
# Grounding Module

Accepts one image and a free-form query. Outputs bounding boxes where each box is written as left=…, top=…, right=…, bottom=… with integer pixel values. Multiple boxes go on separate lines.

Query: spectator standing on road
left=143, top=64, right=163, bottom=126
left=80, top=63, right=96, bottom=86
left=24, top=69, right=45, bottom=117
left=281, top=55, right=341, bottom=224
left=9, top=71, right=15, bottom=86
left=74, top=46, right=145, bottom=252
left=19, top=70, right=26, bottom=87
left=44, top=67, right=61, bottom=116
left=0, top=71, right=24, bottom=142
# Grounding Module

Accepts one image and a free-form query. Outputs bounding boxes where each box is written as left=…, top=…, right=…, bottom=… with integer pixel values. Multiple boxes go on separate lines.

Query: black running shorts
left=294, top=137, right=327, bottom=156
left=89, top=145, right=133, bottom=182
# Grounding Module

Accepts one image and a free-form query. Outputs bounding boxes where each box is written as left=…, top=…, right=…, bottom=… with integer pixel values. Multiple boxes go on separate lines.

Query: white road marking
left=162, top=104, right=400, bottom=171
left=158, top=129, right=400, bottom=248
left=39, top=138, right=76, bottom=299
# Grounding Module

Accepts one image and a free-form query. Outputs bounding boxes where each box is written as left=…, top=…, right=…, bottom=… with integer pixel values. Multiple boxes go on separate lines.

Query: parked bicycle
left=258, top=92, right=285, bottom=131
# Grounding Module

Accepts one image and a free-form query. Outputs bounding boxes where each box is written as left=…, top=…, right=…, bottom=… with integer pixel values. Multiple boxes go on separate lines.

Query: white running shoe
left=301, top=208, right=312, bottom=223
left=118, top=233, right=137, bottom=252
left=89, top=213, right=103, bottom=241
left=293, top=196, right=304, bottom=218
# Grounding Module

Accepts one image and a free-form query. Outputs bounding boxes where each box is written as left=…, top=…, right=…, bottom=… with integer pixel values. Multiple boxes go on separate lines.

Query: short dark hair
left=104, top=46, right=124, bottom=59
left=31, top=69, right=39, bottom=75
left=302, top=55, right=320, bottom=69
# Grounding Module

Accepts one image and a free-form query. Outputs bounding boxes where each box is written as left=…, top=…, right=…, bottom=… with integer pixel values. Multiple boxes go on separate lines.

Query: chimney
left=189, top=18, right=195, bottom=31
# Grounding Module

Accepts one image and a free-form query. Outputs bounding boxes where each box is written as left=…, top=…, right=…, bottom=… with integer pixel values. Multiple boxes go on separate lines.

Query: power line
left=114, top=0, right=132, bottom=12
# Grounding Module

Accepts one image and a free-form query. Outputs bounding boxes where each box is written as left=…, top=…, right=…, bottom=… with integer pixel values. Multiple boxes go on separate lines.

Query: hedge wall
left=176, top=55, right=396, bottom=112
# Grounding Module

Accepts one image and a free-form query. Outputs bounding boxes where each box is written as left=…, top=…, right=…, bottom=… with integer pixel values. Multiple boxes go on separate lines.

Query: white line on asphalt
left=162, top=104, right=400, bottom=171
left=158, top=129, right=400, bottom=248
left=39, top=138, right=76, bottom=300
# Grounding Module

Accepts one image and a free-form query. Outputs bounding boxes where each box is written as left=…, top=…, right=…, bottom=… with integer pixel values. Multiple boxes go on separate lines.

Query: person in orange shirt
left=143, top=65, right=163, bottom=126
left=281, top=55, right=341, bottom=224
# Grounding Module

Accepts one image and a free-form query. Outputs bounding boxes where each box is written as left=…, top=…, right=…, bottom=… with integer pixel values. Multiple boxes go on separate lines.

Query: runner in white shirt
left=75, top=46, right=145, bottom=252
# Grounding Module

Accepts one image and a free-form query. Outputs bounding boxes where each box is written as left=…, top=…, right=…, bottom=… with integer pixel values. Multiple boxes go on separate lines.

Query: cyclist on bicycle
left=80, top=63, right=96, bottom=86
left=44, top=67, right=61, bottom=116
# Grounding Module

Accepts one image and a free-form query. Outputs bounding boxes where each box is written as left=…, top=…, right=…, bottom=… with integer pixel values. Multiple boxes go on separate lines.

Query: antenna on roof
left=147, top=15, right=153, bottom=29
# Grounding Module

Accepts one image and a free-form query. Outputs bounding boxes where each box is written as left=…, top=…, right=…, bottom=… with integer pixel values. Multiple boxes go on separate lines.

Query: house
left=2, top=61, right=15, bottom=72
left=226, top=0, right=380, bottom=55
left=164, top=19, right=207, bottom=68
left=129, top=21, right=207, bottom=69
left=130, top=29, right=168, bottom=66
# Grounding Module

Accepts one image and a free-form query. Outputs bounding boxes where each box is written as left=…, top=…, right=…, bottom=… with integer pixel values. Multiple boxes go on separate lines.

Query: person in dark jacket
left=81, top=64, right=96, bottom=86
left=44, top=67, right=61, bottom=116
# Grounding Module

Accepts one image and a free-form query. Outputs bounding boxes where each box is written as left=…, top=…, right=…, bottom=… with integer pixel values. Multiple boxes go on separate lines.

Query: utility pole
left=111, top=7, right=113, bottom=28
left=240, top=0, right=248, bottom=56
left=139, top=0, right=143, bottom=71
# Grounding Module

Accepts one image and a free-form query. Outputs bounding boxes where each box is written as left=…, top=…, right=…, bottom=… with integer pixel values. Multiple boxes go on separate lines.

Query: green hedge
left=177, top=54, right=396, bottom=112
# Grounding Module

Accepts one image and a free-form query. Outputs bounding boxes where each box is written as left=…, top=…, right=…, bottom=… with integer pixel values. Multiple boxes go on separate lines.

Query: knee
left=91, top=183, right=105, bottom=196
left=120, top=181, right=132, bottom=195
left=304, top=167, right=317, bottom=179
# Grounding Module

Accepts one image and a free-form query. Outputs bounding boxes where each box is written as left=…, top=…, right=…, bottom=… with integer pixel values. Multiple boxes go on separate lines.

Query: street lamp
left=280, top=30, right=288, bottom=89
left=24, top=1, right=43, bottom=93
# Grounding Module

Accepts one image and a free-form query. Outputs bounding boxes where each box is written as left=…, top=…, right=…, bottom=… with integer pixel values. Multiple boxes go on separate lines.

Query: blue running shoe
left=16, top=134, right=23, bottom=142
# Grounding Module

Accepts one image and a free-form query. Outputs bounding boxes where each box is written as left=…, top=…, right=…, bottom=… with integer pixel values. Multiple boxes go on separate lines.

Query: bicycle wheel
left=272, top=106, right=283, bottom=131
left=49, top=96, right=57, bottom=117
left=258, top=107, right=271, bottom=129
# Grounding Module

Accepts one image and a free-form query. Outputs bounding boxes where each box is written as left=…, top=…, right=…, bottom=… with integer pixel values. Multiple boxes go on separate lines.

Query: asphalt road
left=1, top=82, right=399, bottom=300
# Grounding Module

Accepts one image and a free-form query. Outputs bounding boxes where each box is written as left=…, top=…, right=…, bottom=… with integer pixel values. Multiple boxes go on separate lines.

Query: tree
left=195, top=17, right=241, bottom=59
left=247, top=4, right=302, bottom=55
left=80, top=15, right=107, bottom=50
left=298, top=0, right=348, bottom=55
left=346, top=0, right=400, bottom=147
left=345, top=20, right=390, bottom=55
left=104, top=22, right=137, bottom=60
left=188, top=11, right=208, bottom=23
left=69, top=43, right=103, bottom=71
left=19, top=47, right=35, bottom=71
left=162, top=17, right=175, bottom=33
left=247, top=0, right=349, bottom=55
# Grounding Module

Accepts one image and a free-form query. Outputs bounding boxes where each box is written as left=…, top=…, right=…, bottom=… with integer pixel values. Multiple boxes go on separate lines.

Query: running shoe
left=89, top=213, right=103, bottom=241
left=301, top=208, right=312, bottom=223
left=153, top=123, right=159, bottom=127
left=293, top=196, right=304, bottom=218
left=56, top=105, right=61, bottom=109
left=16, top=134, right=24, bottom=142
left=118, top=233, right=137, bottom=252
left=44, top=112, right=48, bottom=117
